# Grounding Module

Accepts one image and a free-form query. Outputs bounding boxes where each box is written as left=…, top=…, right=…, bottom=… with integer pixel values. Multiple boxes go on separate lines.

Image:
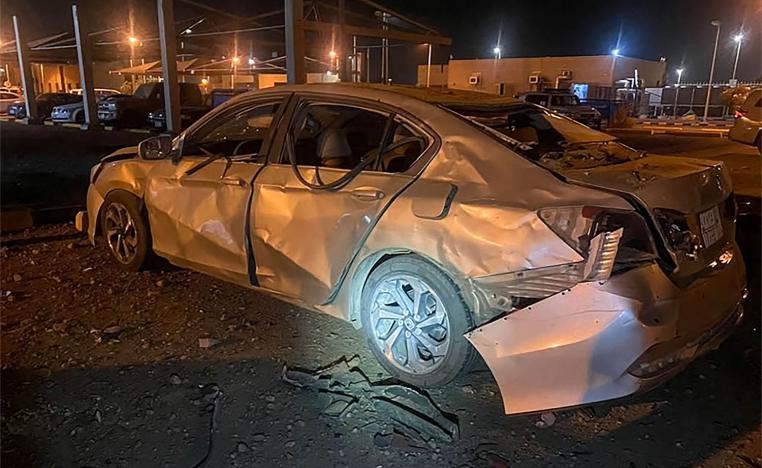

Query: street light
left=127, top=36, right=139, bottom=45
left=732, top=32, right=744, bottom=81
left=248, top=57, right=256, bottom=66
left=328, top=50, right=337, bottom=59
left=703, top=20, right=721, bottom=122
left=493, top=46, right=501, bottom=59
left=611, top=48, right=621, bottom=57
left=673, top=68, right=684, bottom=118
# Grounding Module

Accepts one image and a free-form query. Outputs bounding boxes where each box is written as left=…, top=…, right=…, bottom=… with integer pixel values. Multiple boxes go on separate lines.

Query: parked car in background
left=77, top=85, right=746, bottom=415
left=517, top=90, right=602, bottom=128
left=210, top=88, right=248, bottom=108
left=0, top=91, right=21, bottom=114
left=7, top=92, right=82, bottom=119
left=147, top=103, right=211, bottom=130
left=98, top=82, right=203, bottom=128
left=729, top=88, right=761, bottom=152
left=51, top=88, right=120, bottom=123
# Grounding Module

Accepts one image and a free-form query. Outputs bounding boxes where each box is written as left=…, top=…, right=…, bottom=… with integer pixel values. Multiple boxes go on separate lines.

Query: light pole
left=703, top=20, right=720, bottom=122
left=673, top=67, right=684, bottom=118
left=493, top=46, right=501, bottom=60
left=732, top=33, right=743, bottom=80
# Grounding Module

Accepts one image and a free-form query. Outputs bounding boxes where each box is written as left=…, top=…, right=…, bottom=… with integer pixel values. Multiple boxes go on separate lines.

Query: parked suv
left=98, top=82, right=203, bottom=128
left=517, top=90, right=602, bottom=128
left=729, top=88, right=761, bottom=152
left=51, top=88, right=120, bottom=123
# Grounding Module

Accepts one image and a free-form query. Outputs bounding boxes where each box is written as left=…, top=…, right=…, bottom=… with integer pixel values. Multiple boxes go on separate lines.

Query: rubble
left=536, top=412, right=556, bottom=428
left=282, top=356, right=459, bottom=446
left=198, top=337, right=220, bottom=349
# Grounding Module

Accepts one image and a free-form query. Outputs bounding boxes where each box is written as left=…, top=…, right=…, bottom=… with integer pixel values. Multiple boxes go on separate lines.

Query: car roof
left=244, top=83, right=522, bottom=107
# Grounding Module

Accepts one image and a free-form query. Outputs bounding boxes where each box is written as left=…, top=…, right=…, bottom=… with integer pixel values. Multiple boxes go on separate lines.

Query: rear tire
left=100, top=191, right=154, bottom=271
left=360, top=255, right=476, bottom=387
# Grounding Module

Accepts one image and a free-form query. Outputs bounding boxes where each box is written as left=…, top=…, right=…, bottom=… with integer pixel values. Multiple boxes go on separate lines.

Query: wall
left=443, top=55, right=666, bottom=96
left=415, top=64, right=448, bottom=87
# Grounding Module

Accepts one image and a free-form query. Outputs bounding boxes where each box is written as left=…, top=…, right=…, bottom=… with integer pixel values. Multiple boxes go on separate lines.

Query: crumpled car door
left=250, top=165, right=411, bottom=305
left=145, top=158, right=261, bottom=285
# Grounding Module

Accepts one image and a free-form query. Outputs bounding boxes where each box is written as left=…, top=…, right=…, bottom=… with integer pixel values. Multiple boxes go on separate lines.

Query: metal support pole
left=704, top=21, right=720, bottom=122
left=157, top=0, right=180, bottom=132
left=366, top=47, right=371, bottom=83
left=381, top=12, right=389, bottom=82
left=338, top=0, right=349, bottom=81
left=285, top=0, right=306, bottom=84
left=352, top=35, right=358, bottom=82
left=426, top=43, right=432, bottom=87
left=72, top=4, right=99, bottom=128
left=12, top=16, right=38, bottom=122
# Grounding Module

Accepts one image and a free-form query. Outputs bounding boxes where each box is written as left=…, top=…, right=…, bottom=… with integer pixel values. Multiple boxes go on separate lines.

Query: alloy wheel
left=368, top=274, right=451, bottom=374
left=104, top=202, right=139, bottom=264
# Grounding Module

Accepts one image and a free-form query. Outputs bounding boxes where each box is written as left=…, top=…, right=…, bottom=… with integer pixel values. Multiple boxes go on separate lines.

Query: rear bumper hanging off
left=466, top=245, right=746, bottom=415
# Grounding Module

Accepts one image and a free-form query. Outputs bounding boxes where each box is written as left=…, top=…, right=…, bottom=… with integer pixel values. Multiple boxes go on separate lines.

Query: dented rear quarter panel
left=323, top=102, right=633, bottom=325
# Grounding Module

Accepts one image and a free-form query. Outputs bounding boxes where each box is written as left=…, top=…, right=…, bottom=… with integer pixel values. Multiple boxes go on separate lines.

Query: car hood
left=556, top=154, right=731, bottom=214
left=100, top=94, right=139, bottom=103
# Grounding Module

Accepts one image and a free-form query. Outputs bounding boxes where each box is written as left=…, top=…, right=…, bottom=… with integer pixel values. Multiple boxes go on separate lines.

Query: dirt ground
left=1, top=122, right=761, bottom=467
left=0, top=223, right=759, bottom=467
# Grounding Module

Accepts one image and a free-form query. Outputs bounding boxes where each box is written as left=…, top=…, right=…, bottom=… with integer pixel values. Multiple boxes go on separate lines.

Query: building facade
left=417, top=55, right=666, bottom=98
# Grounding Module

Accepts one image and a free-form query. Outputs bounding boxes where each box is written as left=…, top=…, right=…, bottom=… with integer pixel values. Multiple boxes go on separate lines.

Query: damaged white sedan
left=77, top=84, right=746, bottom=414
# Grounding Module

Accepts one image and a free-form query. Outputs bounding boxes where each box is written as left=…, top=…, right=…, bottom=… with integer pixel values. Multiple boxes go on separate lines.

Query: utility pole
left=732, top=33, right=744, bottom=81
left=157, top=0, right=181, bottom=132
left=12, top=16, right=38, bottom=122
left=703, top=20, right=720, bottom=122
left=72, top=4, right=98, bottom=128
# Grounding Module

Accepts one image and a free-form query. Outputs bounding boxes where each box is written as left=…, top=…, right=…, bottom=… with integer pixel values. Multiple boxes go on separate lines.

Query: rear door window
left=285, top=102, right=428, bottom=173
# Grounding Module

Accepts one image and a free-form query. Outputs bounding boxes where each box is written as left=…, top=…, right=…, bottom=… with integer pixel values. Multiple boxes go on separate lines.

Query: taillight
left=539, top=206, right=657, bottom=266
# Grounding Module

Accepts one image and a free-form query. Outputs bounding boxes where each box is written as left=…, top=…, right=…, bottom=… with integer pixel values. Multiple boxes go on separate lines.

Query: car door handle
left=221, top=176, right=246, bottom=187
left=350, top=187, right=385, bottom=201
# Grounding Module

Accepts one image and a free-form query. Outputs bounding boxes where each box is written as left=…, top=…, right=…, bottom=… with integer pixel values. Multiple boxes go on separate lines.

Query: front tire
left=100, top=191, right=154, bottom=271
left=361, top=255, right=476, bottom=387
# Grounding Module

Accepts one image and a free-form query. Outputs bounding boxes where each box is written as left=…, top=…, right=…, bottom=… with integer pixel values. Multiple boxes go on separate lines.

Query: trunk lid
left=558, top=154, right=736, bottom=282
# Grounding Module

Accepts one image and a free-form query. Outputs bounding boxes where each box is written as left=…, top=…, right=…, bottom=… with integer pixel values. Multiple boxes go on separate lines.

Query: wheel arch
left=347, top=249, right=478, bottom=329
left=94, top=187, right=147, bottom=237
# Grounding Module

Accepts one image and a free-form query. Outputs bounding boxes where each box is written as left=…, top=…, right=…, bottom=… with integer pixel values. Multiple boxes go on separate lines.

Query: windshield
left=550, top=95, right=580, bottom=106
left=133, top=84, right=157, bottom=100
left=444, top=103, right=642, bottom=169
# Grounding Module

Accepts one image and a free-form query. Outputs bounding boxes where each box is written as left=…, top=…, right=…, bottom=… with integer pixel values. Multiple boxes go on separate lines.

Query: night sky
left=1, top=0, right=760, bottom=84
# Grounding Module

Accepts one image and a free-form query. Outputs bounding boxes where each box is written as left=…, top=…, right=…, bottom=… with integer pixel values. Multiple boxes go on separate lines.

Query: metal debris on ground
left=282, top=356, right=459, bottom=446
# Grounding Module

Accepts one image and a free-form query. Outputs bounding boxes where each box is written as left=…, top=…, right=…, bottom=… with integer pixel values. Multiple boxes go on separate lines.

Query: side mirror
left=138, top=135, right=172, bottom=160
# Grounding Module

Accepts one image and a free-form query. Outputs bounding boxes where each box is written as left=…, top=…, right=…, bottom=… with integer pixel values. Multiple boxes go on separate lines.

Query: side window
left=182, top=99, right=282, bottom=158
left=287, top=103, right=426, bottom=173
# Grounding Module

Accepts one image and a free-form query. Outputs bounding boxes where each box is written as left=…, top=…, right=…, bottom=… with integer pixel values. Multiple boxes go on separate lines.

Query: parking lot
left=1, top=121, right=760, bottom=467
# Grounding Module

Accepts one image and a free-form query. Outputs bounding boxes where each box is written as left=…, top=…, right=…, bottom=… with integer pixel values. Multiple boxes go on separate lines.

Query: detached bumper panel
left=466, top=249, right=746, bottom=415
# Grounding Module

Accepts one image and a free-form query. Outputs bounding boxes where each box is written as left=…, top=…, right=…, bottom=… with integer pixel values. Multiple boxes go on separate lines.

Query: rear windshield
left=443, top=103, right=643, bottom=170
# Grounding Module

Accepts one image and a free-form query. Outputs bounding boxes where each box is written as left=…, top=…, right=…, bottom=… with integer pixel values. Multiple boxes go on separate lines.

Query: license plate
left=699, top=206, right=723, bottom=247
left=154, top=121, right=163, bottom=128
